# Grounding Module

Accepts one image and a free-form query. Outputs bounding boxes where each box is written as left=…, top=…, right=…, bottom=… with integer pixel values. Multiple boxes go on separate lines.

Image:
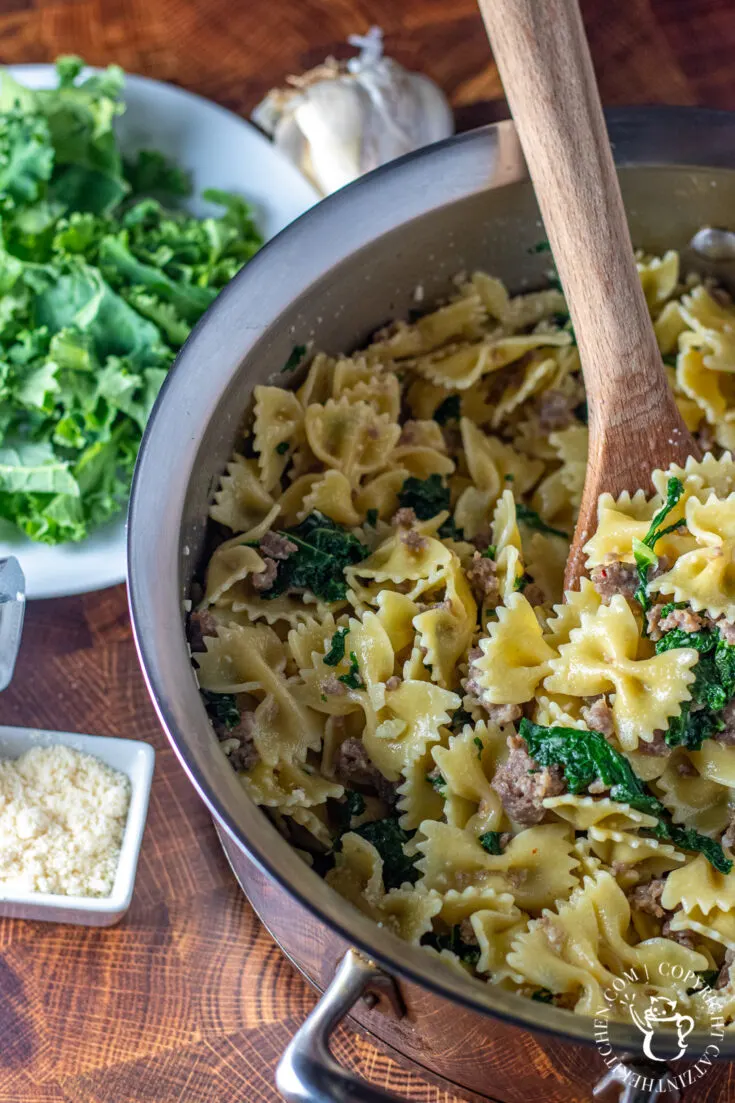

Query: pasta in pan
left=189, top=250, right=735, bottom=1023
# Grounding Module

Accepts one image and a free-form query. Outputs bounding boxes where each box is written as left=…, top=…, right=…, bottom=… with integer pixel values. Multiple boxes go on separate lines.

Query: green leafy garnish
left=281, top=343, right=306, bottom=373
left=633, top=477, right=685, bottom=611
left=0, top=58, right=263, bottom=544
left=260, top=512, right=367, bottom=603
left=275, top=440, right=289, bottom=455
left=323, top=626, right=349, bottom=667
left=504, top=473, right=514, bottom=482
left=531, top=988, right=556, bottom=1003
left=474, top=735, right=484, bottom=759
left=201, top=690, right=240, bottom=731
left=423, top=926, right=480, bottom=967
left=365, top=508, right=378, bottom=527
left=528, top=240, right=552, bottom=254
left=663, top=353, right=678, bottom=368
left=573, top=400, right=588, bottom=424
left=397, top=474, right=450, bottom=520
left=520, top=718, right=732, bottom=873
left=434, top=394, right=460, bottom=424
left=515, top=503, right=568, bottom=540
left=351, top=818, right=419, bottom=890
left=338, top=651, right=364, bottom=690
left=482, top=544, right=496, bottom=560
left=479, top=831, right=504, bottom=855
left=428, top=771, right=446, bottom=792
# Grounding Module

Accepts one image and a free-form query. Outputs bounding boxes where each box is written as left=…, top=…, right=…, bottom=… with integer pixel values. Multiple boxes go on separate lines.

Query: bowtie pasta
left=190, top=252, right=735, bottom=1023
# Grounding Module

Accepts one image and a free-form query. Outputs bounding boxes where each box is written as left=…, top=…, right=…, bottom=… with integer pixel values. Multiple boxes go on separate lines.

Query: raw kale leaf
left=351, top=818, right=419, bottom=890
left=260, top=512, right=367, bottom=603
left=397, top=474, right=450, bottom=520
left=520, top=718, right=732, bottom=873
left=515, top=503, right=567, bottom=540
left=0, top=58, right=264, bottom=545
left=422, top=926, right=480, bottom=967
left=323, top=626, right=349, bottom=667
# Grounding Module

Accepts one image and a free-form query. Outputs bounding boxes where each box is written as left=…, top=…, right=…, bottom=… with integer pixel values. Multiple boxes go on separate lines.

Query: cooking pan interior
left=129, top=108, right=735, bottom=1056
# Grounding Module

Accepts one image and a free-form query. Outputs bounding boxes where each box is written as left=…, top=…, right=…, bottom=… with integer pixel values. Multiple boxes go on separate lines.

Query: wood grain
left=2, top=0, right=735, bottom=1100
left=476, top=0, right=696, bottom=591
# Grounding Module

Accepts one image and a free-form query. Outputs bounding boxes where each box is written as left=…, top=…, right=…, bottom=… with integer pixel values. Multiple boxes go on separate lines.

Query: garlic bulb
left=253, top=27, right=454, bottom=196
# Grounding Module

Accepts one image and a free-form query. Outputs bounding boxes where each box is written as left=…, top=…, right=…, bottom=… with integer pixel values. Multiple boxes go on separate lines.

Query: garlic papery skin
left=253, top=27, right=454, bottom=196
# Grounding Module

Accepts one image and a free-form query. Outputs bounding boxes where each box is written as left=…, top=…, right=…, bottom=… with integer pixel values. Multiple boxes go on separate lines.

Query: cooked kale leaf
left=338, top=651, right=364, bottom=690
left=201, top=690, right=240, bottom=731
left=657, top=627, right=735, bottom=748
left=633, top=477, right=685, bottom=610
left=478, top=831, right=504, bottom=855
left=281, top=343, right=306, bottom=372
left=397, top=474, right=450, bottom=520
left=323, top=626, right=349, bottom=667
left=334, top=789, right=366, bottom=831
left=261, top=512, right=367, bottom=603
left=434, top=394, right=460, bottom=425
left=515, top=504, right=567, bottom=540
left=422, top=926, right=480, bottom=967
left=520, top=718, right=732, bottom=873
left=352, top=818, right=419, bottom=890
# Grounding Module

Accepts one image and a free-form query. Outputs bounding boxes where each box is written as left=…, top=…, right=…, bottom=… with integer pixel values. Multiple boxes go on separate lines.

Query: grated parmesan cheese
left=0, top=745, right=131, bottom=897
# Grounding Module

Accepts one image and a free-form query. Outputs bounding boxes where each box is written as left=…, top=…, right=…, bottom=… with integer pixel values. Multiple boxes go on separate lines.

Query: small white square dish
left=0, top=726, right=154, bottom=926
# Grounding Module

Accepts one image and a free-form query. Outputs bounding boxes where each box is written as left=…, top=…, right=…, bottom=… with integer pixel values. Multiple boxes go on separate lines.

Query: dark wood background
left=2, top=1, right=735, bottom=1100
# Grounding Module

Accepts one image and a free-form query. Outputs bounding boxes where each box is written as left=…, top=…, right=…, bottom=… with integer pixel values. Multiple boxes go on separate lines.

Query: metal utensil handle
left=0, top=557, right=25, bottom=692
left=276, top=948, right=406, bottom=1103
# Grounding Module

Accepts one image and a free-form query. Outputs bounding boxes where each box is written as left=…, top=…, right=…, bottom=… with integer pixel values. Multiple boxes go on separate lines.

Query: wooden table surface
left=2, top=1, right=735, bottom=1100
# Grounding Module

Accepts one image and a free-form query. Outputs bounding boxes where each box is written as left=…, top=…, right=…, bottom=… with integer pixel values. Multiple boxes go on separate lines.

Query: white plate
left=0, top=65, right=319, bottom=601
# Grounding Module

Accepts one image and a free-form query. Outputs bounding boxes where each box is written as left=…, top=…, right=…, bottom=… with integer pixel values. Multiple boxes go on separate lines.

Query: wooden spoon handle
left=476, top=0, right=696, bottom=588
left=477, top=0, right=666, bottom=424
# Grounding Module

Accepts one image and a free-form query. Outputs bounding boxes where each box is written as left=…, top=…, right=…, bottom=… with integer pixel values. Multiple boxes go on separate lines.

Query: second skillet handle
left=475, top=0, right=666, bottom=412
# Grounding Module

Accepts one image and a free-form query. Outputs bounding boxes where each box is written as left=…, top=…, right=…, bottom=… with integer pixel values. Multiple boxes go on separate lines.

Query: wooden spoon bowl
left=476, top=0, right=699, bottom=589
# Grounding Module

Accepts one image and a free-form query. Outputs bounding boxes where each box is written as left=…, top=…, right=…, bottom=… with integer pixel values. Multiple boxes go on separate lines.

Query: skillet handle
left=276, top=948, right=407, bottom=1103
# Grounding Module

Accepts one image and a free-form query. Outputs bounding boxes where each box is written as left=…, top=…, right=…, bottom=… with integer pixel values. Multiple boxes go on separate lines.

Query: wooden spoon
left=476, top=0, right=699, bottom=590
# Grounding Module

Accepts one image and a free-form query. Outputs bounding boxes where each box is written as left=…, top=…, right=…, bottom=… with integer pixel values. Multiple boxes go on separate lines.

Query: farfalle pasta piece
left=677, top=342, right=730, bottom=424
left=327, top=833, right=441, bottom=943
left=346, top=530, right=452, bottom=589
left=253, top=385, right=305, bottom=491
left=412, top=558, right=476, bottom=688
left=583, top=490, right=691, bottom=568
left=396, top=746, right=447, bottom=831
left=363, top=680, right=460, bottom=780
left=296, top=353, right=335, bottom=407
left=366, top=294, right=486, bottom=363
left=649, top=492, right=735, bottom=619
left=542, top=794, right=658, bottom=832
left=298, top=469, right=362, bottom=526
left=375, top=590, right=419, bottom=655
left=491, top=352, right=558, bottom=428
left=637, top=249, right=679, bottom=310
left=353, top=468, right=409, bottom=522
left=432, top=720, right=510, bottom=833
left=663, top=853, right=735, bottom=918
left=417, top=821, right=579, bottom=911
left=464, top=272, right=567, bottom=329
left=196, top=624, right=322, bottom=764
left=200, top=539, right=266, bottom=607
left=242, top=761, right=343, bottom=809
left=655, top=753, right=731, bottom=836
left=414, top=332, right=571, bottom=391
left=586, top=825, right=685, bottom=878
left=305, top=397, right=400, bottom=484
left=543, top=594, right=697, bottom=750
left=654, top=451, right=735, bottom=501
left=209, top=454, right=275, bottom=532
left=523, top=531, right=568, bottom=606
left=507, top=870, right=706, bottom=1017
left=549, top=424, right=588, bottom=509
left=679, top=285, right=735, bottom=373
left=472, top=594, right=557, bottom=705
left=689, top=741, right=735, bottom=788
